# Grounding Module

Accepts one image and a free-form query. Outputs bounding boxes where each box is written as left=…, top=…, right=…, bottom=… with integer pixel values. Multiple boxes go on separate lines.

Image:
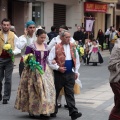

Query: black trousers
left=0, top=58, right=13, bottom=100
left=19, top=61, right=24, bottom=77
left=54, top=71, right=78, bottom=116
left=82, top=53, right=89, bottom=64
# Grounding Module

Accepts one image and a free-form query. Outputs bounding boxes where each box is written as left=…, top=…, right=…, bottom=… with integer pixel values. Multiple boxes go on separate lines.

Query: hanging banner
left=85, top=19, right=95, bottom=32
left=84, top=2, right=107, bottom=13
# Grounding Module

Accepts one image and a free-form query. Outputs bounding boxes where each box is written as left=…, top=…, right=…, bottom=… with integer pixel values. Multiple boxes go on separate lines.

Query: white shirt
left=109, top=31, right=117, bottom=40
left=16, top=34, right=36, bottom=56
left=4, top=34, right=7, bottom=43
left=3, top=33, right=21, bottom=55
left=48, top=35, right=75, bottom=50
left=48, top=44, right=80, bottom=73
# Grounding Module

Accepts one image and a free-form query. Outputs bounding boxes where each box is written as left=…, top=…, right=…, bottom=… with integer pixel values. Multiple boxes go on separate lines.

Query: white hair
left=60, top=30, right=70, bottom=37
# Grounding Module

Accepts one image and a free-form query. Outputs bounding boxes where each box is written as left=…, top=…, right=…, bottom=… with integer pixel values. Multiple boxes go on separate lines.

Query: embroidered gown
left=14, top=43, right=55, bottom=115
left=89, top=45, right=103, bottom=64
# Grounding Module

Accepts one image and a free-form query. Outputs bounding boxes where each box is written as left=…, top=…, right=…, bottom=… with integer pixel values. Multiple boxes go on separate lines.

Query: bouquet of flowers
left=23, top=53, right=44, bottom=75
left=76, top=45, right=84, bottom=57
left=3, top=43, right=14, bottom=62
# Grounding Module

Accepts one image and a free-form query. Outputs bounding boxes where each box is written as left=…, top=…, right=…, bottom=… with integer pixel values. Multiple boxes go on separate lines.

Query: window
left=32, top=2, right=44, bottom=27
left=116, top=4, right=120, bottom=9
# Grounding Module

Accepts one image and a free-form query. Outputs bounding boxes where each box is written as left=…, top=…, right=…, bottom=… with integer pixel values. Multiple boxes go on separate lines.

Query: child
left=88, top=40, right=103, bottom=66
left=83, top=39, right=92, bottom=65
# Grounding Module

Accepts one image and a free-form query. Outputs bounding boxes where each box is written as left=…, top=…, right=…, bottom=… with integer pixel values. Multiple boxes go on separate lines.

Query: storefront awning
left=84, top=2, right=107, bottom=13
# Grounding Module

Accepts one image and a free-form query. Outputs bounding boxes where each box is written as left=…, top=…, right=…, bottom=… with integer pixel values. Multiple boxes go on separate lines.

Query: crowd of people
left=0, top=17, right=119, bottom=120
left=0, top=18, right=82, bottom=120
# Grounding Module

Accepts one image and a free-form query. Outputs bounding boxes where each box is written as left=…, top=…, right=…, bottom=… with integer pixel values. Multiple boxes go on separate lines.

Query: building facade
left=0, top=0, right=119, bottom=37
left=84, top=0, right=118, bottom=38
left=0, top=0, right=84, bottom=36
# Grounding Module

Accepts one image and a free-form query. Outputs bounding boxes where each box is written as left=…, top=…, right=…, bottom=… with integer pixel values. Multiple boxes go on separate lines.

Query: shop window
left=32, top=2, right=44, bottom=27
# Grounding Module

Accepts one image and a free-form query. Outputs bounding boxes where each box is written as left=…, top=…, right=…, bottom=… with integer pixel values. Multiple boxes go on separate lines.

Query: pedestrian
left=16, top=20, right=36, bottom=77
left=85, top=31, right=94, bottom=41
left=108, top=38, right=120, bottom=120
left=48, top=25, right=75, bottom=50
left=48, top=30, right=82, bottom=120
left=97, top=29, right=105, bottom=51
left=48, top=25, right=79, bottom=109
left=47, top=26, right=58, bottom=44
left=36, top=25, right=49, bottom=44
left=10, top=25, right=17, bottom=34
left=0, top=18, right=20, bottom=104
left=14, top=29, right=55, bottom=118
left=88, top=40, right=103, bottom=66
left=83, top=39, right=92, bottom=65
left=73, top=26, right=84, bottom=45
left=109, top=27, right=118, bottom=53
left=117, top=28, right=120, bottom=38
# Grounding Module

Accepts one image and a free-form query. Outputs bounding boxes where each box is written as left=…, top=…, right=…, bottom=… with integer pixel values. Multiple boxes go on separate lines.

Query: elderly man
left=48, top=30, right=82, bottom=120
left=48, top=25, right=76, bottom=108
left=0, top=18, right=20, bottom=104
left=48, top=25, right=75, bottom=50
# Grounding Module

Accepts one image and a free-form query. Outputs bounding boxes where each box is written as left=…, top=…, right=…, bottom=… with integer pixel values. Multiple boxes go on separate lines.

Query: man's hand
left=75, top=73, right=78, bottom=80
left=58, top=67, right=67, bottom=73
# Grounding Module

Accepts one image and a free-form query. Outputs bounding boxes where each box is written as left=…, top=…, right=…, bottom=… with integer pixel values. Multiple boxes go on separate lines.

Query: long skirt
left=14, top=65, right=56, bottom=115
left=89, top=52, right=103, bottom=64
left=109, top=82, right=120, bottom=120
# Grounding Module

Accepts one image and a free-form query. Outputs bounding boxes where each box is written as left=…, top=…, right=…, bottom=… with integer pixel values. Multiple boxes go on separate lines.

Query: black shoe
left=50, top=113, right=56, bottom=117
left=29, top=113, right=35, bottom=118
left=58, top=103, right=61, bottom=108
left=64, top=104, right=68, bottom=109
left=3, top=99, right=8, bottom=104
left=71, top=112, right=82, bottom=120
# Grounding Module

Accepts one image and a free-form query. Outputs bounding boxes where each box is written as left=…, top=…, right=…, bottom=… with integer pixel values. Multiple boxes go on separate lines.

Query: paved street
left=0, top=50, right=113, bottom=120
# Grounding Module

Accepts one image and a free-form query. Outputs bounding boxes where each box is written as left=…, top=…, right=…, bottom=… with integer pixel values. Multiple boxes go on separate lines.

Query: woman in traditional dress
left=14, top=29, right=55, bottom=118
left=88, top=40, right=103, bottom=66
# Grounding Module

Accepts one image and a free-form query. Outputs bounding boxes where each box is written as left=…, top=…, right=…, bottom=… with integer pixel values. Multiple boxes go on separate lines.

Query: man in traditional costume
left=48, top=30, right=82, bottom=120
left=108, top=38, right=120, bottom=120
left=0, top=18, right=20, bottom=104
left=48, top=25, right=79, bottom=109
left=48, top=25, right=75, bottom=50
left=16, top=21, right=36, bottom=77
